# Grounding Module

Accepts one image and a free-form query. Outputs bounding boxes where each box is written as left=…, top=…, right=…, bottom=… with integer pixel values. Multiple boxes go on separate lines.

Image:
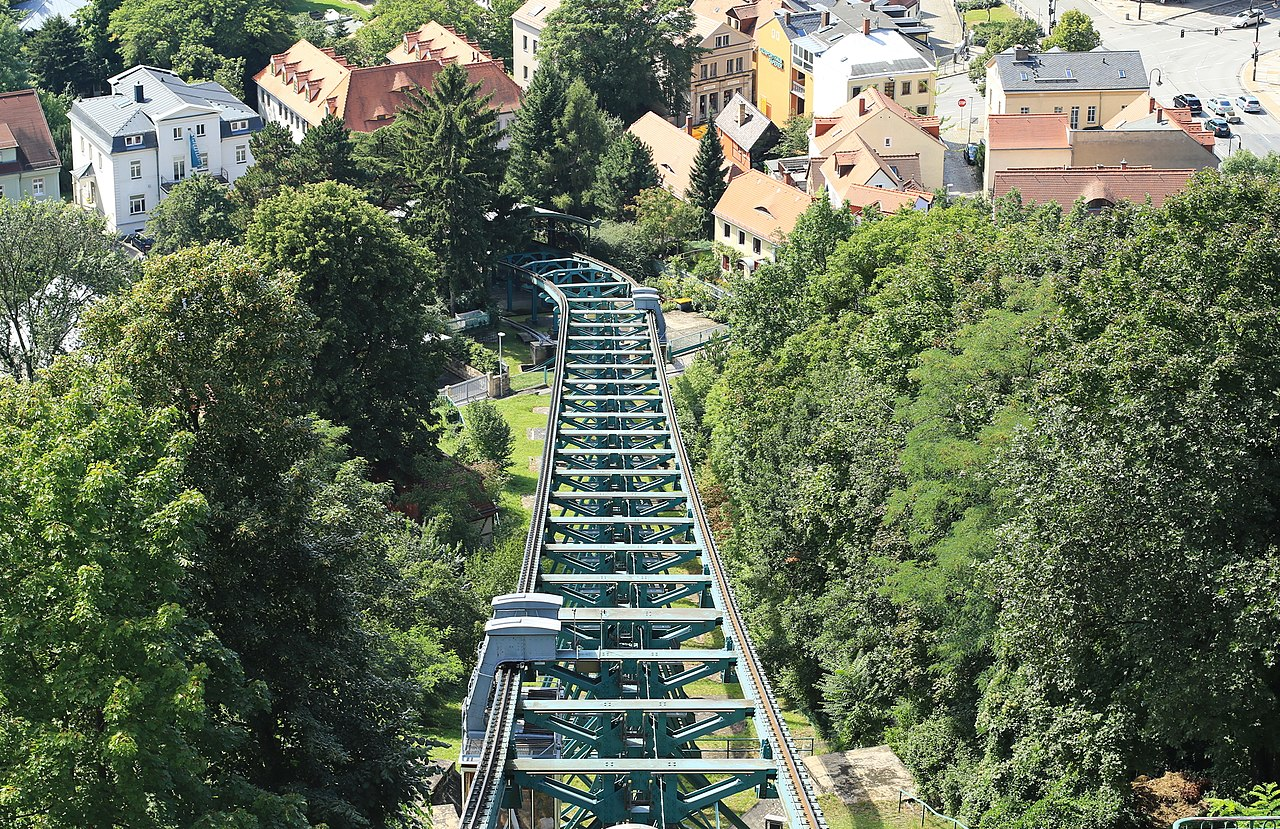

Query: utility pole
left=1048, top=0, right=1057, bottom=30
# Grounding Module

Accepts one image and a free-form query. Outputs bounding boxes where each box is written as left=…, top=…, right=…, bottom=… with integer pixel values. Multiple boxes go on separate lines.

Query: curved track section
left=458, top=250, right=827, bottom=829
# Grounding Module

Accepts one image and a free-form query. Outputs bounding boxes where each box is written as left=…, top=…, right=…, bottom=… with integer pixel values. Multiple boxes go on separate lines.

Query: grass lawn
left=964, top=3, right=1019, bottom=23
left=819, top=795, right=961, bottom=829
left=284, top=0, right=370, bottom=19
left=422, top=697, right=463, bottom=764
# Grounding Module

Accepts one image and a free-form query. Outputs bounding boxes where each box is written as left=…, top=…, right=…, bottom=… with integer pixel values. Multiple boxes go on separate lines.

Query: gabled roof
left=254, top=37, right=521, bottom=133
left=837, top=180, right=933, bottom=212
left=992, top=166, right=1195, bottom=208
left=12, top=0, right=90, bottom=31
left=716, top=93, right=778, bottom=152
left=713, top=168, right=813, bottom=240
left=388, top=21, right=495, bottom=66
left=0, top=89, right=61, bottom=174
left=986, top=113, right=1070, bottom=150
left=73, top=67, right=257, bottom=146
left=627, top=112, right=704, bottom=198
left=990, top=47, right=1147, bottom=93
left=1104, top=93, right=1217, bottom=148
left=814, top=87, right=942, bottom=156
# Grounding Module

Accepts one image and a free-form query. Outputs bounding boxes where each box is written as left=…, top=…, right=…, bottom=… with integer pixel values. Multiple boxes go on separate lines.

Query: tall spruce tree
left=22, top=15, right=94, bottom=95
left=550, top=78, right=608, bottom=216
left=504, top=63, right=568, bottom=206
left=398, top=61, right=502, bottom=312
left=591, top=132, right=660, bottom=220
left=230, top=122, right=300, bottom=226
left=689, top=121, right=727, bottom=237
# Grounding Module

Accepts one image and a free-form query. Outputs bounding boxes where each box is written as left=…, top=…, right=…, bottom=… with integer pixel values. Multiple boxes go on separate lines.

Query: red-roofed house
left=992, top=165, right=1196, bottom=210
left=0, top=89, right=61, bottom=202
left=254, top=35, right=521, bottom=145
left=985, top=96, right=1218, bottom=194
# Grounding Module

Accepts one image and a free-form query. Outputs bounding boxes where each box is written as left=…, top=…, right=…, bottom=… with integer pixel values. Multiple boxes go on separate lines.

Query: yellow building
left=755, top=4, right=935, bottom=127
left=985, top=46, right=1148, bottom=132
left=712, top=169, right=813, bottom=271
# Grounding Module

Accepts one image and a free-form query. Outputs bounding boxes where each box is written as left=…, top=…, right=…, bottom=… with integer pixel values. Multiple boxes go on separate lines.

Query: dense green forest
left=671, top=165, right=1280, bottom=829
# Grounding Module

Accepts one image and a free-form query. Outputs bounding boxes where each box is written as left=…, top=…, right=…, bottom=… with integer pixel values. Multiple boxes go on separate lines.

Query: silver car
left=1236, top=94, right=1263, bottom=113
left=1208, top=96, right=1242, bottom=123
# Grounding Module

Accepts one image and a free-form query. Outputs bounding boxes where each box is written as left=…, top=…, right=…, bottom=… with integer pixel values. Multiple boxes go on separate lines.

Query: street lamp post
left=1148, top=67, right=1162, bottom=90
left=1253, top=7, right=1262, bottom=81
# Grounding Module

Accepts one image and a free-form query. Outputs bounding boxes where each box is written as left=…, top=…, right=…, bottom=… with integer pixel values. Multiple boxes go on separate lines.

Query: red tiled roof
left=987, top=113, right=1070, bottom=150
left=0, top=89, right=60, bottom=176
left=992, top=166, right=1196, bottom=208
left=256, top=37, right=521, bottom=134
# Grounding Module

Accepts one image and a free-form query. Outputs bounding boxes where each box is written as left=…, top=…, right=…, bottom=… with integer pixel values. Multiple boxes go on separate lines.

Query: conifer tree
left=550, top=78, right=608, bottom=216
left=398, top=61, right=502, bottom=312
left=504, top=63, right=568, bottom=206
left=295, top=112, right=358, bottom=185
left=689, top=121, right=727, bottom=237
left=591, top=133, right=660, bottom=220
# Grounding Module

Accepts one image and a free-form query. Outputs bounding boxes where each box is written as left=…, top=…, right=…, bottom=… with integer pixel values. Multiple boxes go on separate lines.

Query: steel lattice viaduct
left=458, top=249, right=827, bottom=829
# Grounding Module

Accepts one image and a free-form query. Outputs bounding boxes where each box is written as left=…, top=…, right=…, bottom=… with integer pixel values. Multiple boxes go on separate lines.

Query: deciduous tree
left=1040, top=9, right=1100, bottom=51
left=146, top=173, right=238, bottom=253
left=0, top=199, right=134, bottom=381
left=246, top=181, right=446, bottom=482
left=539, top=0, right=698, bottom=122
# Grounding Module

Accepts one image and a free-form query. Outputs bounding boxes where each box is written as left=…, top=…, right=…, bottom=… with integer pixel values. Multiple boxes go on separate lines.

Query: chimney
left=1148, top=96, right=1156, bottom=113
left=859, top=96, right=867, bottom=116
left=739, top=100, right=748, bottom=125
left=783, top=10, right=791, bottom=26
left=133, top=83, right=144, bottom=103
left=1156, top=107, right=1164, bottom=124
left=685, top=114, right=694, bottom=135
left=862, top=17, right=871, bottom=35
left=822, top=10, right=830, bottom=25
left=1120, top=159, right=1128, bottom=169
left=1013, top=45, right=1030, bottom=62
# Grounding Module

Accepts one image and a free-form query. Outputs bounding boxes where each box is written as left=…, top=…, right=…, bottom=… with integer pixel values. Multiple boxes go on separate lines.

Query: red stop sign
left=958, top=98, right=967, bottom=108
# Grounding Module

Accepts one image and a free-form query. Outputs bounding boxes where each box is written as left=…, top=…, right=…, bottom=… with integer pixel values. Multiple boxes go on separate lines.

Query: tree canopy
left=1041, top=9, right=1101, bottom=51
left=539, top=0, right=698, bottom=122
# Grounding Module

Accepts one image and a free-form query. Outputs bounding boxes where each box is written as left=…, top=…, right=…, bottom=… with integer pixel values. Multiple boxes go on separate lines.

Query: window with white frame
left=124, top=134, right=143, bottom=147
left=173, top=127, right=183, bottom=141
left=723, top=222, right=730, bottom=238
left=715, top=34, right=730, bottom=48
left=235, top=144, right=247, bottom=164
left=130, top=194, right=146, bottom=214
left=523, top=35, right=528, bottom=51
left=1087, top=105, right=1097, bottom=123
left=1019, top=106, right=1030, bottom=114
left=130, top=159, right=142, bottom=179
left=231, top=119, right=248, bottom=131
left=194, top=123, right=206, bottom=137
left=792, top=45, right=813, bottom=72
left=32, top=178, right=44, bottom=196
left=197, top=152, right=208, bottom=169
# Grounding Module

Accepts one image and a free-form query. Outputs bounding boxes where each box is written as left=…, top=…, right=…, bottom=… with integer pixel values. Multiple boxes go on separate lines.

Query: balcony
left=791, top=80, right=806, bottom=98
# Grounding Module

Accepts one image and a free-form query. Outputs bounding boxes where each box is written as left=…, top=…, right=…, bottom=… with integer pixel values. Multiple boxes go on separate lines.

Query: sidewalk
left=918, top=0, right=966, bottom=50
left=1241, top=48, right=1280, bottom=123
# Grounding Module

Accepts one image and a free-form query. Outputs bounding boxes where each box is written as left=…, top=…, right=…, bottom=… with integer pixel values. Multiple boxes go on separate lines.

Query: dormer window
left=124, top=134, right=143, bottom=147
left=231, top=119, right=248, bottom=131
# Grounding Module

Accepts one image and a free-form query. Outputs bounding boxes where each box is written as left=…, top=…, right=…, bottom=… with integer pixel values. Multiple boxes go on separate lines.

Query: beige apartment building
left=689, top=13, right=755, bottom=125
left=985, top=46, right=1148, bottom=132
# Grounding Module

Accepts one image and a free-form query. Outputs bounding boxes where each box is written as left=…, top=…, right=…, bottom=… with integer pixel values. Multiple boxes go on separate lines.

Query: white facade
left=511, top=0, right=560, bottom=88
left=70, top=67, right=260, bottom=234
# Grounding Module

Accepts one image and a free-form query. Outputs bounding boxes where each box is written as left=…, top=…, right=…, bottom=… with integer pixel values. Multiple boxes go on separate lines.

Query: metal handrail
left=1172, top=818, right=1280, bottom=828
left=897, top=789, right=971, bottom=829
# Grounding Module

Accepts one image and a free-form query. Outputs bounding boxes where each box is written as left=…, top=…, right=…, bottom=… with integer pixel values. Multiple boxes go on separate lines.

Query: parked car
left=121, top=232, right=154, bottom=254
left=1207, top=96, right=1242, bottom=123
left=1231, top=8, right=1264, bottom=27
left=964, top=143, right=980, bottom=165
left=1204, top=117, right=1233, bottom=138
left=1173, top=93, right=1203, bottom=114
left=1236, top=94, right=1263, bottom=113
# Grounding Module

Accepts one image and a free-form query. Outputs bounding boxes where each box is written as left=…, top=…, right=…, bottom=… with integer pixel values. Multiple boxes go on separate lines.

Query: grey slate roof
left=71, top=66, right=258, bottom=146
left=716, top=93, right=778, bottom=152
left=991, top=48, right=1147, bottom=92
left=13, top=0, right=90, bottom=31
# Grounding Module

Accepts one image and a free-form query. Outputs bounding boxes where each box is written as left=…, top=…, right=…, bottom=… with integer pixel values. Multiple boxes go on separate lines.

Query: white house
left=69, top=66, right=262, bottom=234
left=511, top=0, right=560, bottom=87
